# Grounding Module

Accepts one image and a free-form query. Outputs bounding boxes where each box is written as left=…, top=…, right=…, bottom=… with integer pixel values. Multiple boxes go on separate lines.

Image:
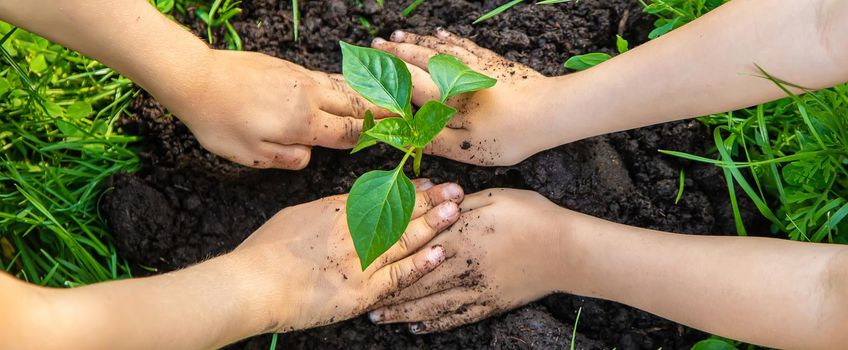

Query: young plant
left=339, top=41, right=496, bottom=269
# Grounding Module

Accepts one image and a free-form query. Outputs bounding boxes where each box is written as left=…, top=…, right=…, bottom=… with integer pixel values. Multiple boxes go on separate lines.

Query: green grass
left=0, top=23, right=140, bottom=287
left=174, top=0, right=244, bottom=50
left=663, top=76, right=848, bottom=243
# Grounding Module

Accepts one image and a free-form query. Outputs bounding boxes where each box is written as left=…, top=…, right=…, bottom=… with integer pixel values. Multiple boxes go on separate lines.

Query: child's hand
left=371, top=29, right=556, bottom=166
left=159, top=50, right=385, bottom=170
left=229, top=180, right=464, bottom=332
left=367, top=189, right=574, bottom=333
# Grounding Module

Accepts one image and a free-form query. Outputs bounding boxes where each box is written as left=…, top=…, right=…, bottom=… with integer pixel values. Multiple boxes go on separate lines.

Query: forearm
left=557, top=210, right=848, bottom=349
left=541, top=0, right=848, bottom=146
left=0, top=0, right=211, bottom=109
left=4, top=254, right=273, bottom=350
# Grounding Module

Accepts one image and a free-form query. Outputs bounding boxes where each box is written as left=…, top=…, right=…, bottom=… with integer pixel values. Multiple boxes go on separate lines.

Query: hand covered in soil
left=230, top=180, right=464, bottom=332
left=367, top=189, right=572, bottom=333
left=371, top=29, right=554, bottom=166
left=164, top=49, right=384, bottom=170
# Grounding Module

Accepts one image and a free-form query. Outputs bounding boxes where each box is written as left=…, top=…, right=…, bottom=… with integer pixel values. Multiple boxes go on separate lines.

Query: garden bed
left=102, top=0, right=766, bottom=348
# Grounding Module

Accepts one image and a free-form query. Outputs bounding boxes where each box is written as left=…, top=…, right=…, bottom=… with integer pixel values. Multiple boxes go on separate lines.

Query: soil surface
left=102, top=0, right=766, bottom=349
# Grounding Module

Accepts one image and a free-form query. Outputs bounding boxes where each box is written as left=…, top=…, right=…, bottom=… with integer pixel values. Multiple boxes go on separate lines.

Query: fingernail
left=372, top=37, right=386, bottom=46
left=390, top=30, right=406, bottom=42
left=427, top=245, right=445, bottom=264
left=369, top=309, right=384, bottom=323
left=442, top=184, right=462, bottom=201
left=416, top=179, right=434, bottom=191
left=409, top=322, right=424, bottom=334
left=434, top=27, right=448, bottom=39
left=438, top=202, right=458, bottom=220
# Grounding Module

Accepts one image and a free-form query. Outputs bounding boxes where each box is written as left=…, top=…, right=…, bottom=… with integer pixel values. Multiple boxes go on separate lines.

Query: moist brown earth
left=102, top=0, right=766, bottom=349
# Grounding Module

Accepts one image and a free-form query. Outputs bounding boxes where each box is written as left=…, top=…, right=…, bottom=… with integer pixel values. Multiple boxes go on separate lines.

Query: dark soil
left=102, top=0, right=766, bottom=349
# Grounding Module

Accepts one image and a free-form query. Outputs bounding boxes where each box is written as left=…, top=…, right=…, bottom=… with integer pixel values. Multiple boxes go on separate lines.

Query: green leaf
left=616, top=35, right=629, bottom=53
left=346, top=166, right=416, bottom=269
left=55, top=119, right=81, bottom=137
left=352, top=110, right=378, bottom=153
left=473, top=0, right=524, bottom=24
left=649, top=17, right=680, bottom=39
left=564, top=52, right=611, bottom=71
left=153, top=0, right=175, bottom=13
left=0, top=76, right=10, bottom=96
left=43, top=100, right=63, bottom=117
left=412, top=100, right=456, bottom=147
left=195, top=9, right=211, bottom=24
left=427, top=54, right=496, bottom=102
left=66, top=101, right=93, bottom=120
left=691, top=338, right=737, bottom=350
left=340, top=41, right=413, bottom=118
left=29, top=54, right=47, bottom=74
left=365, top=117, right=413, bottom=149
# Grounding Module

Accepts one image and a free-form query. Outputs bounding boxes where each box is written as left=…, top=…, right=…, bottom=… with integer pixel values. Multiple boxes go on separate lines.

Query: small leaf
left=352, top=110, right=377, bottom=153
left=66, top=101, right=93, bottom=120
left=340, top=41, right=413, bottom=118
left=29, top=54, right=47, bottom=74
left=347, top=166, right=416, bottom=269
left=0, top=77, right=10, bottom=96
left=365, top=117, right=413, bottom=149
left=428, top=54, right=496, bottom=102
left=412, top=100, right=456, bottom=147
left=43, top=100, right=63, bottom=117
left=195, top=9, right=211, bottom=24
left=564, top=52, right=611, bottom=71
left=55, top=119, right=81, bottom=137
left=649, top=17, right=680, bottom=39
left=691, top=338, right=737, bottom=350
left=154, top=0, right=175, bottom=13
left=616, top=35, right=629, bottom=53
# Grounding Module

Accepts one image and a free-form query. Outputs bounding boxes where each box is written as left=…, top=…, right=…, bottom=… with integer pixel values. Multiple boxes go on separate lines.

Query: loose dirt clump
left=103, top=1, right=765, bottom=348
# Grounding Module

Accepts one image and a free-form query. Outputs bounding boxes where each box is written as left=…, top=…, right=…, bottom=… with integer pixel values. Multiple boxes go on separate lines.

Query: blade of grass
left=473, top=0, right=524, bottom=24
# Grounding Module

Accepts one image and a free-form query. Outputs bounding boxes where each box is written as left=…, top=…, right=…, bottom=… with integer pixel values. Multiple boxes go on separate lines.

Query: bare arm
left=0, top=183, right=464, bottom=349
left=560, top=210, right=848, bottom=349
left=0, top=0, right=381, bottom=169
left=546, top=0, right=848, bottom=146
left=0, top=0, right=209, bottom=117
left=370, top=190, right=847, bottom=349
left=374, top=0, right=848, bottom=165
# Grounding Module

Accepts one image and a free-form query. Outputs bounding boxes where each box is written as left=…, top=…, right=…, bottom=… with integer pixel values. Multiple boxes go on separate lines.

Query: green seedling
left=564, top=35, right=628, bottom=71
left=339, top=41, right=496, bottom=269
left=194, top=0, right=243, bottom=50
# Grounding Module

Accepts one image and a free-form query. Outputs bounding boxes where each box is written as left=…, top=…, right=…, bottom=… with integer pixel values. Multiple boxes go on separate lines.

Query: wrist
left=195, top=252, right=283, bottom=340
left=545, top=208, right=593, bottom=295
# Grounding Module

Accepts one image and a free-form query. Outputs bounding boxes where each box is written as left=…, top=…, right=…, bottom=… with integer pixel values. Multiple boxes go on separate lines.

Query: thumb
left=261, top=142, right=312, bottom=170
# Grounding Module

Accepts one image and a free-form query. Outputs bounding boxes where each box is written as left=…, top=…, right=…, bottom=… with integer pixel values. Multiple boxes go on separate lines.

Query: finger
left=380, top=259, right=480, bottom=305
left=408, top=304, right=491, bottom=334
left=378, top=201, right=459, bottom=266
left=459, top=190, right=499, bottom=212
left=412, top=178, right=434, bottom=191
left=406, top=62, right=440, bottom=105
left=251, top=142, right=312, bottom=170
left=412, top=182, right=464, bottom=218
left=370, top=287, right=477, bottom=324
left=306, top=72, right=387, bottom=118
left=372, top=37, right=437, bottom=71
left=310, top=111, right=363, bottom=149
left=391, top=30, right=479, bottom=65
left=433, top=27, right=498, bottom=59
left=320, top=74, right=396, bottom=118
left=370, top=245, right=446, bottom=297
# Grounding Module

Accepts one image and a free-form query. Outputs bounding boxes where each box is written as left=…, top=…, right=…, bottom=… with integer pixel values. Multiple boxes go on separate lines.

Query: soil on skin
left=102, top=0, right=766, bottom=349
